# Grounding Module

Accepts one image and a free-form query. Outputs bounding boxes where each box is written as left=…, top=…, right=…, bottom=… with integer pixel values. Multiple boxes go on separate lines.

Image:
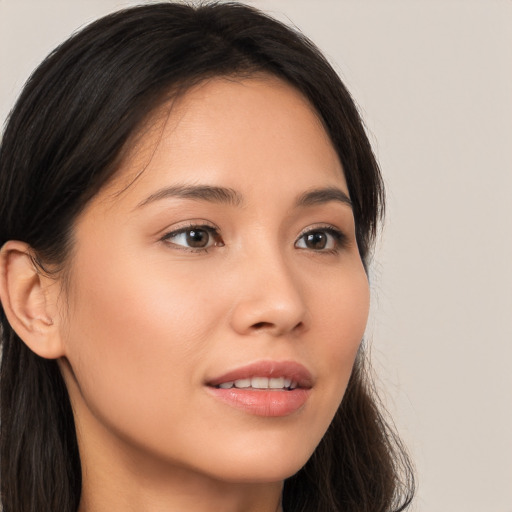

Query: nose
left=229, top=251, right=309, bottom=337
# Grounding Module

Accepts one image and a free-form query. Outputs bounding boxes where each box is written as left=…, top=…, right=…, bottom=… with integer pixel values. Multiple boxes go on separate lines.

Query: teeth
left=233, top=378, right=251, bottom=388
left=217, top=376, right=298, bottom=390
left=251, top=377, right=269, bottom=389
left=269, top=377, right=285, bottom=389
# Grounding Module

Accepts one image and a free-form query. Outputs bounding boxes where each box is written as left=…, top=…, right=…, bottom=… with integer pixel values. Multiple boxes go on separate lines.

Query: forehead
left=100, top=75, right=347, bottom=207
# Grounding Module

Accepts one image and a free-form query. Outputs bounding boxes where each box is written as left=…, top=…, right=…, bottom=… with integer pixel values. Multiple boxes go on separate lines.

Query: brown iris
left=185, top=229, right=210, bottom=248
left=304, top=232, right=328, bottom=250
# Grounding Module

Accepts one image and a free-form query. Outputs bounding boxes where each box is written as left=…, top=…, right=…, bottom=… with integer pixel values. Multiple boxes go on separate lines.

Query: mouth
left=205, top=360, right=313, bottom=417
left=215, top=376, right=300, bottom=391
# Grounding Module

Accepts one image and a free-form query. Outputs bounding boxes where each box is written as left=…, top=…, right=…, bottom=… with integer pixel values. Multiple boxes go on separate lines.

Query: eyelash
left=160, top=223, right=348, bottom=254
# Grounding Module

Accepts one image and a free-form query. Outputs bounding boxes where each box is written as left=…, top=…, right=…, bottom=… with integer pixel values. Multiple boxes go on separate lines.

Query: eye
left=161, top=224, right=224, bottom=251
left=295, top=227, right=346, bottom=252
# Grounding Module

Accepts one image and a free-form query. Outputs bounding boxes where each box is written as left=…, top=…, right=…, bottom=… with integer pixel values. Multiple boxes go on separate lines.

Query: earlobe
left=0, top=240, right=65, bottom=359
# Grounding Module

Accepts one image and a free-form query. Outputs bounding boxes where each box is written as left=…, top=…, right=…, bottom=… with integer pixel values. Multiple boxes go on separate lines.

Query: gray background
left=1, top=1, right=511, bottom=511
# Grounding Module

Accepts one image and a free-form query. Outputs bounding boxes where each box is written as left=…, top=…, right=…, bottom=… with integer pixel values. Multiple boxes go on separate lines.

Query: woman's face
left=57, top=76, right=370, bottom=484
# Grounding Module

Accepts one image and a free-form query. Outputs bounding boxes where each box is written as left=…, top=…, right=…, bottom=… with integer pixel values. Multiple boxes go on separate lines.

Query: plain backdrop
left=1, top=1, right=511, bottom=511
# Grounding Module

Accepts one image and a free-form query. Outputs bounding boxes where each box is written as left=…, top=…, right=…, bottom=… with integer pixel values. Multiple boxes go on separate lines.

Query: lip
left=205, top=360, right=313, bottom=417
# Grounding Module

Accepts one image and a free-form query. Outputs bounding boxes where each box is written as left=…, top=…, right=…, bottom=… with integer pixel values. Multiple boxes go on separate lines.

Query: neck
left=79, top=472, right=283, bottom=512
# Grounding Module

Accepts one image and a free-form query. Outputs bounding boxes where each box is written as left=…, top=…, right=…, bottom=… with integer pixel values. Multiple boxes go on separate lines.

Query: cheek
left=60, top=249, right=223, bottom=428
left=311, top=255, right=369, bottom=349
left=326, top=273, right=369, bottom=362
left=307, top=262, right=370, bottom=413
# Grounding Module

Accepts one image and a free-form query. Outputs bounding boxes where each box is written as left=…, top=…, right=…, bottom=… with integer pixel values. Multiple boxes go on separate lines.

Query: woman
left=0, top=3, right=414, bottom=512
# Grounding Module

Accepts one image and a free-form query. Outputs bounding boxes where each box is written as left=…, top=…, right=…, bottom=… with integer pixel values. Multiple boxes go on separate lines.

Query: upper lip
left=206, top=360, right=314, bottom=389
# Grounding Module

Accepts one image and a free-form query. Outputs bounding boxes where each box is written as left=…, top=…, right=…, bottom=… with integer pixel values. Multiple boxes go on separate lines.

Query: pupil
left=186, top=229, right=209, bottom=248
left=306, top=232, right=327, bottom=249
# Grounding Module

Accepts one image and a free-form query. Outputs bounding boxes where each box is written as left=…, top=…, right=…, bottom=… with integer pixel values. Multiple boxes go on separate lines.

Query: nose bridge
left=229, top=238, right=309, bottom=336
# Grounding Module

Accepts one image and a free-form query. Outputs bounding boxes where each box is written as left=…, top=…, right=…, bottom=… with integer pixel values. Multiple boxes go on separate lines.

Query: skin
left=1, top=76, right=370, bottom=512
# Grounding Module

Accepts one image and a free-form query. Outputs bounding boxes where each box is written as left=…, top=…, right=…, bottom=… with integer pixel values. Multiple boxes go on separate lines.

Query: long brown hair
left=0, top=3, right=414, bottom=511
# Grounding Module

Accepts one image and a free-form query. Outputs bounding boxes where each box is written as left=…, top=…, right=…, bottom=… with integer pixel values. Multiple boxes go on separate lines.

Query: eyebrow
left=136, top=184, right=352, bottom=209
left=295, top=187, right=352, bottom=209
left=136, top=184, right=244, bottom=208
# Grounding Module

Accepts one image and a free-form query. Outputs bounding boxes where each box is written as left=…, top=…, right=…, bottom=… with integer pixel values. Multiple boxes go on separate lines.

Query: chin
left=196, top=443, right=315, bottom=485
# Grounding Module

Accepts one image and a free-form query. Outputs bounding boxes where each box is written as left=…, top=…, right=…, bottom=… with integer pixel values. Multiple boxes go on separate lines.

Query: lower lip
left=206, top=387, right=311, bottom=417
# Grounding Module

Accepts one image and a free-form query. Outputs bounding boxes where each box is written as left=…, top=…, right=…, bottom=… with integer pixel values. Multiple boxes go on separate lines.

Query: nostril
left=252, top=322, right=272, bottom=329
left=250, top=321, right=305, bottom=333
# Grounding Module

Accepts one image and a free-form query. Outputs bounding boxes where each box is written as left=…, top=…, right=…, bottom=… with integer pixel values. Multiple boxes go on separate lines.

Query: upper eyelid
left=167, top=224, right=218, bottom=235
left=163, top=222, right=343, bottom=236
left=161, top=221, right=220, bottom=236
left=296, top=224, right=345, bottom=239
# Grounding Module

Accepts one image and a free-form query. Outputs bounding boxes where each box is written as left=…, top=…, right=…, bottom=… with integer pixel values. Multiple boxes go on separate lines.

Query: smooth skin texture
left=0, top=76, right=370, bottom=512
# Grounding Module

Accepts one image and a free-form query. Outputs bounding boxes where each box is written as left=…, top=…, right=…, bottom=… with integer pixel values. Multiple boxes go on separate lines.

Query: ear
left=0, top=240, right=65, bottom=359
